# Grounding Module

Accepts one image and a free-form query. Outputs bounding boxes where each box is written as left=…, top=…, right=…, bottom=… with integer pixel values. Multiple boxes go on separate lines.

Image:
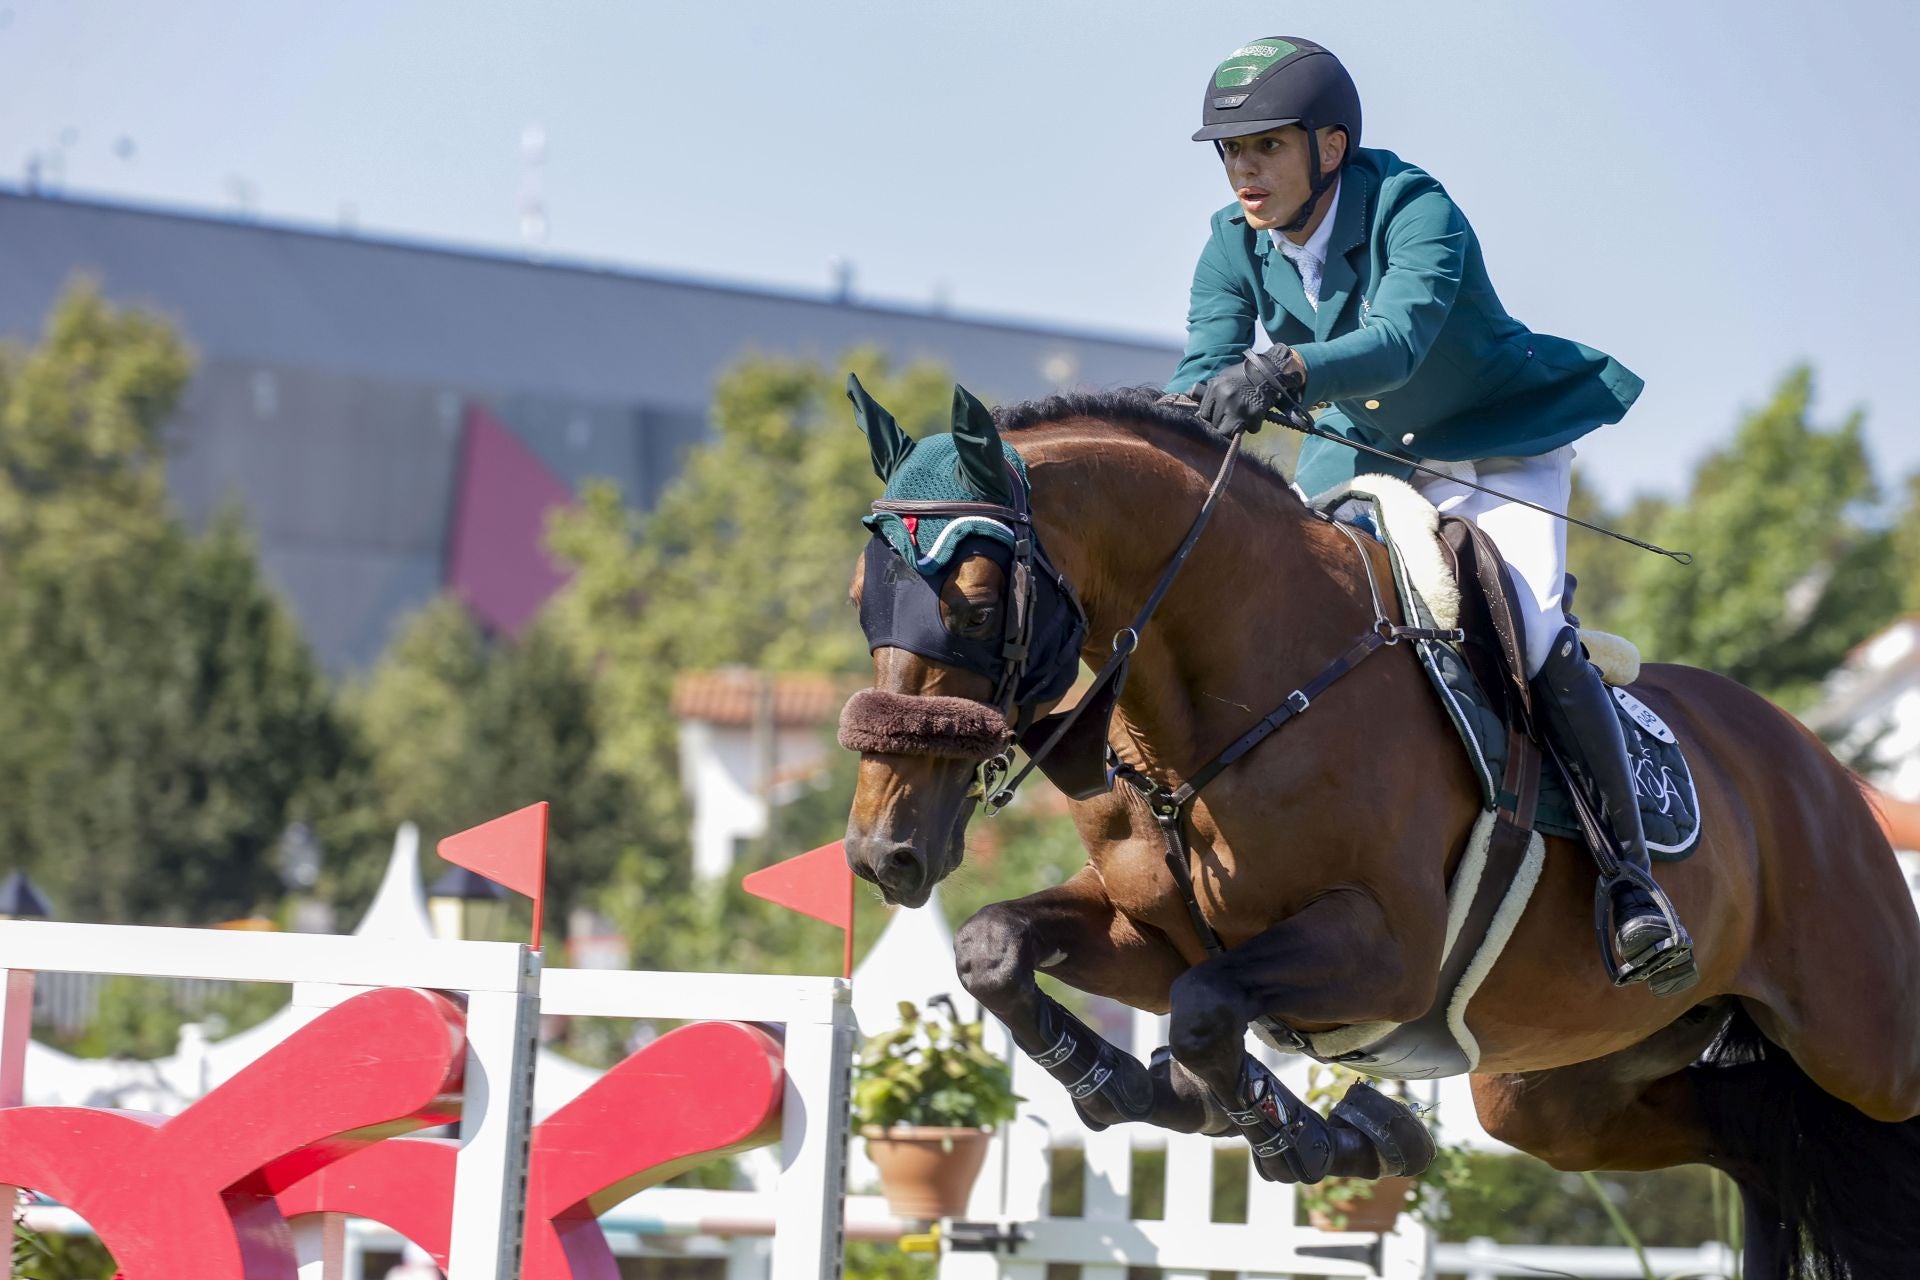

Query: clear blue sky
left=2, top=0, right=1915, bottom=502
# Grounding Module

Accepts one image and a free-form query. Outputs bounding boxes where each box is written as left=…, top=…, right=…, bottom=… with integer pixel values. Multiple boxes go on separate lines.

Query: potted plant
left=1298, top=1062, right=1472, bottom=1234
left=853, top=997, right=1020, bottom=1219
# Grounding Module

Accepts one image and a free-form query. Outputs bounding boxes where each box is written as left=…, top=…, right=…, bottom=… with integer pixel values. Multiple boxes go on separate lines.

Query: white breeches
left=1409, top=446, right=1575, bottom=679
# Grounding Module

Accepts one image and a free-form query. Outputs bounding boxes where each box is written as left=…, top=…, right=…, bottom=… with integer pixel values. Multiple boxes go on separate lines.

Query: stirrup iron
left=1593, top=863, right=1699, bottom=997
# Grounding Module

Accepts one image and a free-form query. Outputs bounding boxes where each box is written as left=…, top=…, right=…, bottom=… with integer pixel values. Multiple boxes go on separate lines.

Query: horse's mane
left=992, top=386, right=1298, bottom=497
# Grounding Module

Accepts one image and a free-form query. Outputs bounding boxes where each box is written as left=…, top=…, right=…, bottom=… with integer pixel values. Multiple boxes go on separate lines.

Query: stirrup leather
left=1593, top=863, right=1699, bottom=997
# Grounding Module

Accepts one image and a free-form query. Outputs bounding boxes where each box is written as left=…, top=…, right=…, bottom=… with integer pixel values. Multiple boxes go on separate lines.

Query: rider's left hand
left=1194, top=346, right=1306, bottom=436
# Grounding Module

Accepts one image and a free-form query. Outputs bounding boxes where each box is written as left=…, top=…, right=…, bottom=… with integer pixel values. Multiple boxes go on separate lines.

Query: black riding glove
left=1194, top=347, right=1307, bottom=436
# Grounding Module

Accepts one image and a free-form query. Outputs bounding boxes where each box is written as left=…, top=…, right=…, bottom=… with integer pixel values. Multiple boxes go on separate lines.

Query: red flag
left=438, top=802, right=550, bottom=950
left=742, top=841, right=855, bottom=977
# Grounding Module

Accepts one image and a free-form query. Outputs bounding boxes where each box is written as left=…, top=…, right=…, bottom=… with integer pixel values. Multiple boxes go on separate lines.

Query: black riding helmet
left=1194, top=38, right=1361, bottom=233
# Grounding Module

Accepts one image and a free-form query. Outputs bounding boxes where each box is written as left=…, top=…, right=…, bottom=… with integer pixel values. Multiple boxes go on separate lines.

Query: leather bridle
left=861, top=402, right=1462, bottom=971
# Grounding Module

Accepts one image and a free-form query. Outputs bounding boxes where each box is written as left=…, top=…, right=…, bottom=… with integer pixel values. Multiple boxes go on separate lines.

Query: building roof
left=1804, top=616, right=1920, bottom=734
left=0, top=187, right=1180, bottom=413
left=672, top=670, right=854, bottom=728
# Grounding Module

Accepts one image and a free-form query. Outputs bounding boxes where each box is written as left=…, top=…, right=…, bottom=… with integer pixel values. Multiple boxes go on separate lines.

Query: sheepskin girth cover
left=838, top=688, right=1013, bottom=761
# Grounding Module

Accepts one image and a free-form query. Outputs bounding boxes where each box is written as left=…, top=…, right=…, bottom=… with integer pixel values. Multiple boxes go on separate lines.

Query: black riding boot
left=1533, top=625, right=1700, bottom=997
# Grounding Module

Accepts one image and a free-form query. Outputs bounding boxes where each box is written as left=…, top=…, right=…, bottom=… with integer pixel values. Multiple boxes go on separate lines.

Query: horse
left=836, top=382, right=1920, bottom=1278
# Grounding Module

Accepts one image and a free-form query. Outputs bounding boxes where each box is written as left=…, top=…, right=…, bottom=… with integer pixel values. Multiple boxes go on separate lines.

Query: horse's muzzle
left=837, top=688, right=1012, bottom=761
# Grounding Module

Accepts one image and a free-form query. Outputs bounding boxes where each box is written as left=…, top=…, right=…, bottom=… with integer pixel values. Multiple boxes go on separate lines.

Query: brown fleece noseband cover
left=837, top=688, right=1013, bottom=761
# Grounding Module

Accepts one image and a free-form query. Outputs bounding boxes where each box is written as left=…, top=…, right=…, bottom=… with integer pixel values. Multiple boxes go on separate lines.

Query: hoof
left=1331, top=1081, right=1436, bottom=1179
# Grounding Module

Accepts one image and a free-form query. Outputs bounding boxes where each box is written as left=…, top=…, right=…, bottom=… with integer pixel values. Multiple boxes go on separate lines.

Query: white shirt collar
left=1270, top=175, right=1342, bottom=266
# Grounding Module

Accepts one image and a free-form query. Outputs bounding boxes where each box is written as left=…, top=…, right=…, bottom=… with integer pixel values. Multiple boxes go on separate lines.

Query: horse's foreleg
left=1167, top=887, right=1437, bottom=1183
left=954, top=867, right=1217, bottom=1132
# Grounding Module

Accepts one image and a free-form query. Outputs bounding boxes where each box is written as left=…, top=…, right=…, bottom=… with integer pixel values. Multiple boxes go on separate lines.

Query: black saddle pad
left=1329, top=497, right=1701, bottom=860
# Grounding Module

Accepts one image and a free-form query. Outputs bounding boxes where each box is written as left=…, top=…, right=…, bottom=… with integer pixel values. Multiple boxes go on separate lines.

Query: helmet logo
left=1213, top=38, right=1299, bottom=88
left=1212, top=94, right=1250, bottom=109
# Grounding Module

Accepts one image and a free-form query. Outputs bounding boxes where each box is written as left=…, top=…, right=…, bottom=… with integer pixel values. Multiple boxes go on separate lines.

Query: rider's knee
left=953, top=904, right=1029, bottom=1001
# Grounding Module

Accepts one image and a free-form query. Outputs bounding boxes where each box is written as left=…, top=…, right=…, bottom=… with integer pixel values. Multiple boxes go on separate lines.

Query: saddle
left=1288, top=476, right=1700, bottom=1077
left=1277, top=489, right=1546, bottom=1077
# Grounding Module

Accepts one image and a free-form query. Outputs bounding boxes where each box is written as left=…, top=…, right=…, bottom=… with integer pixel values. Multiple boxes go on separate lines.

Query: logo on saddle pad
left=1611, top=687, right=1677, bottom=745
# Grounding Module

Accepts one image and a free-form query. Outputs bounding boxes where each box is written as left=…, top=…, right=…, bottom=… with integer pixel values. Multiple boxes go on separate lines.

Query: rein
left=978, top=422, right=1258, bottom=811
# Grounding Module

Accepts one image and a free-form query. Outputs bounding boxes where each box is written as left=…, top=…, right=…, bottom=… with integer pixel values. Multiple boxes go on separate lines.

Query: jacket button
left=1365, top=399, right=1381, bottom=410
left=1401, top=433, right=1416, bottom=446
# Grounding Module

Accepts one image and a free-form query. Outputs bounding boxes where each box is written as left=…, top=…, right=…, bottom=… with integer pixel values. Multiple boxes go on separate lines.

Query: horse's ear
left=846, top=373, right=914, bottom=482
left=950, top=384, right=1012, bottom=505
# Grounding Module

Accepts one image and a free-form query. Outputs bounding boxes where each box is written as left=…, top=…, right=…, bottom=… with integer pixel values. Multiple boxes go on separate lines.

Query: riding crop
left=1261, top=404, right=1693, bottom=565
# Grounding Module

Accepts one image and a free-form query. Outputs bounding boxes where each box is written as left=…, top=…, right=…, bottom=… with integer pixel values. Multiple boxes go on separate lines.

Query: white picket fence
left=938, top=1008, right=1432, bottom=1280
left=1432, top=1237, right=1738, bottom=1278
left=2, top=920, right=1743, bottom=1280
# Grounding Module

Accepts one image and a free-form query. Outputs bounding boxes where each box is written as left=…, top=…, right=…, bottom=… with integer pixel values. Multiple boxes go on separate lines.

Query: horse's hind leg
left=954, top=867, right=1217, bottom=1132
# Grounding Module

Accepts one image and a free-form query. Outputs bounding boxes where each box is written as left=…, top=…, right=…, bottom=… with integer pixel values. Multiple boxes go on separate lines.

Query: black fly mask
left=837, top=376, right=1096, bottom=798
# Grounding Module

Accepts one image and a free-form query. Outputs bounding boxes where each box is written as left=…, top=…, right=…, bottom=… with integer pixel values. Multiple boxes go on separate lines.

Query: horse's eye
left=964, top=603, right=998, bottom=630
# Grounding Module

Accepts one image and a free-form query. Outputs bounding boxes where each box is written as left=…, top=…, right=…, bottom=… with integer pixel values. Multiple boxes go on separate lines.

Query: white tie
left=1296, top=253, right=1323, bottom=310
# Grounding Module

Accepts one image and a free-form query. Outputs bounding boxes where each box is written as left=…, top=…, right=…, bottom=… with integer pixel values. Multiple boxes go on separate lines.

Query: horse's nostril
left=884, top=847, right=920, bottom=878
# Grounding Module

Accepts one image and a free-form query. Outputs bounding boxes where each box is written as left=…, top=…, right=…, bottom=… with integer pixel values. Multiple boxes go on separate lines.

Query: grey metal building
left=0, top=188, right=1180, bottom=671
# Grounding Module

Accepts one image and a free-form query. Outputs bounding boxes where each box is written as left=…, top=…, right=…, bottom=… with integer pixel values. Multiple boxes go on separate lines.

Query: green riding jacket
left=1166, top=147, right=1643, bottom=496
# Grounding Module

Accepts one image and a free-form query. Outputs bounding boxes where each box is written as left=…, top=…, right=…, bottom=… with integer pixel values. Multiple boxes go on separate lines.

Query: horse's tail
left=1693, top=1003, right=1920, bottom=1278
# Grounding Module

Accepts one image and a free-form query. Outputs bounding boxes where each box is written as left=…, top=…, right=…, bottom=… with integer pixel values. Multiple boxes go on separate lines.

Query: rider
left=1165, top=37, right=1696, bottom=995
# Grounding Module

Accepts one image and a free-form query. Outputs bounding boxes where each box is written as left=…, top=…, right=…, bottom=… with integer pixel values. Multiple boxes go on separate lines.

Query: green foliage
left=545, top=355, right=950, bottom=798
left=853, top=1000, right=1020, bottom=1131
left=1441, top=1152, right=1727, bottom=1247
left=11, top=1217, right=115, bottom=1280
left=347, top=601, right=641, bottom=935
left=1565, top=470, right=1670, bottom=636
left=0, top=285, right=366, bottom=924
left=1892, top=472, right=1920, bottom=614
left=48, top=977, right=288, bottom=1060
left=533, top=350, right=957, bottom=956
left=1618, top=366, right=1899, bottom=708
left=844, top=1240, right=934, bottom=1280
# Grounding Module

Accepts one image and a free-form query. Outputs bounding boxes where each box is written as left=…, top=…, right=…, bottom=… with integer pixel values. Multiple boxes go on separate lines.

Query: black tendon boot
left=1534, top=625, right=1700, bottom=997
left=1027, top=999, right=1155, bottom=1129
left=1219, top=1057, right=1436, bottom=1184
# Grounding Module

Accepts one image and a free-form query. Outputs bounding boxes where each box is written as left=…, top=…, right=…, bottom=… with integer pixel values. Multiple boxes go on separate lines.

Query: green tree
left=1892, top=472, right=1920, bottom=614
left=1563, top=471, right=1670, bottom=637
left=1440, top=1152, right=1725, bottom=1248
left=539, top=351, right=959, bottom=956
left=0, top=286, right=366, bottom=923
left=546, top=351, right=953, bottom=795
left=348, top=599, right=638, bottom=939
left=353, top=349, right=1092, bottom=972
left=1620, top=366, right=1898, bottom=708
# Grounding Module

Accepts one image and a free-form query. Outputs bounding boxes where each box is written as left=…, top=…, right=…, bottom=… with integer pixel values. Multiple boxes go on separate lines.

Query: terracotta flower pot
left=1306, top=1175, right=1416, bottom=1233
left=862, top=1124, right=993, bottom=1219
